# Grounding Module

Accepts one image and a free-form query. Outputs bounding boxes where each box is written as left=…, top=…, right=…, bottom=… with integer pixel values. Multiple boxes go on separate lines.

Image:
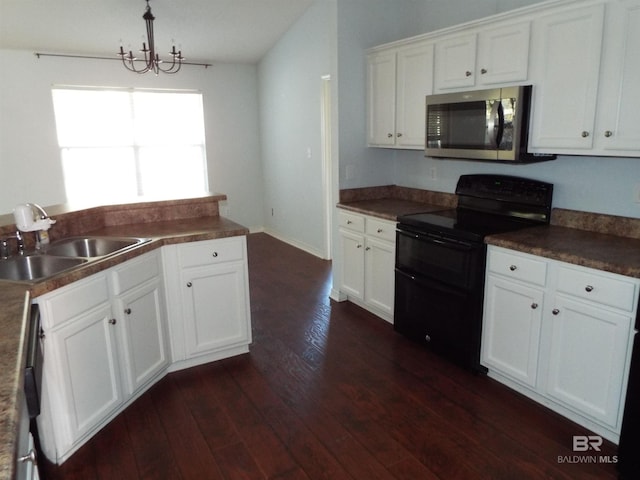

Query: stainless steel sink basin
left=45, top=236, right=149, bottom=258
left=0, top=255, right=88, bottom=282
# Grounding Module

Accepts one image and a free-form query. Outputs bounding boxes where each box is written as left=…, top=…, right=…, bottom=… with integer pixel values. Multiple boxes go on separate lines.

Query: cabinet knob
left=604, top=130, right=613, bottom=138
left=212, top=251, right=218, bottom=258
left=356, top=244, right=363, bottom=249
left=186, top=281, right=193, bottom=288
left=377, top=228, right=383, bottom=233
left=109, top=318, right=117, bottom=325
left=552, top=308, right=560, bottom=315
left=18, top=449, right=37, bottom=465
left=531, top=303, right=538, bottom=309
left=124, top=308, right=132, bottom=315
left=465, top=70, right=472, bottom=77
left=396, top=133, right=403, bottom=137
left=425, top=334, right=431, bottom=342
left=581, top=131, right=590, bottom=138
left=585, top=285, right=594, bottom=292
left=365, top=246, right=371, bottom=251
left=509, top=265, right=517, bottom=271
left=480, top=68, right=487, bottom=74
left=346, top=220, right=352, bottom=224
left=387, top=133, right=393, bottom=138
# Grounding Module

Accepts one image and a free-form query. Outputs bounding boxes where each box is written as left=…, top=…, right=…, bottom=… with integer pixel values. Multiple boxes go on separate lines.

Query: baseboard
left=263, top=228, right=327, bottom=259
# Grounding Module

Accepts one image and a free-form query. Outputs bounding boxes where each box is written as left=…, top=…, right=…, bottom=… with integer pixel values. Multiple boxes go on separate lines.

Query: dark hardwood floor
left=41, top=232, right=619, bottom=479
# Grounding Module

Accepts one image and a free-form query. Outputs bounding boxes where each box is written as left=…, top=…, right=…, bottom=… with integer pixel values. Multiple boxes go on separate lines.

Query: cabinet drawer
left=366, top=217, right=396, bottom=242
left=557, top=266, right=638, bottom=311
left=178, top=237, right=244, bottom=268
left=38, top=273, right=110, bottom=328
left=488, top=248, right=547, bottom=286
left=111, top=250, right=160, bottom=295
left=338, top=211, right=365, bottom=233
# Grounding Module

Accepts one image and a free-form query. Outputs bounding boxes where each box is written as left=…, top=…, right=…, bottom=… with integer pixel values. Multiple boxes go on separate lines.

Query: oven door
left=396, top=228, right=482, bottom=289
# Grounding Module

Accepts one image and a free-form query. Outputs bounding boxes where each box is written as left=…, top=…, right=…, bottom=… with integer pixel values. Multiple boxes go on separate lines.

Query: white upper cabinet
left=434, top=22, right=530, bottom=91
left=528, top=4, right=605, bottom=151
left=529, top=0, right=640, bottom=156
left=595, top=0, right=640, bottom=154
left=367, top=41, right=434, bottom=149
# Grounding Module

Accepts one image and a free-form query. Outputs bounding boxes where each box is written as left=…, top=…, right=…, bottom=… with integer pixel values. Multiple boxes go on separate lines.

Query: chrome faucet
left=28, top=203, right=50, bottom=220
left=0, top=231, right=25, bottom=258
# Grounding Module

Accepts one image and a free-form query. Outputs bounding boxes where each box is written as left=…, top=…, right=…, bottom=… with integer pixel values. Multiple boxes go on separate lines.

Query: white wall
left=258, top=0, right=334, bottom=256
left=0, top=49, right=265, bottom=230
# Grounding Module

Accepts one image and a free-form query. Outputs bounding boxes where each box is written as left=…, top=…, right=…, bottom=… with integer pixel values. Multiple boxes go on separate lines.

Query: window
left=51, top=87, right=209, bottom=204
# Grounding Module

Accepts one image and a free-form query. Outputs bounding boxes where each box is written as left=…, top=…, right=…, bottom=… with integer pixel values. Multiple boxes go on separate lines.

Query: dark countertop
left=0, top=214, right=248, bottom=480
left=337, top=198, right=451, bottom=221
left=486, top=224, right=640, bottom=279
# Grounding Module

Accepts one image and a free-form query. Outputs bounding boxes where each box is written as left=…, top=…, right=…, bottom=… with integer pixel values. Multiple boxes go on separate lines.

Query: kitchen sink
left=45, top=236, right=149, bottom=258
left=0, top=255, right=88, bottom=282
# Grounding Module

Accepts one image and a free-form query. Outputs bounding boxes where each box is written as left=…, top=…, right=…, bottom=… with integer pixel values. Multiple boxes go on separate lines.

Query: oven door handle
left=397, top=229, right=475, bottom=250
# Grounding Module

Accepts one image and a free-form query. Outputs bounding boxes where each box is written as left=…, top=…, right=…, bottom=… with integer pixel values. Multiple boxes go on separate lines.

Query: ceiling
left=0, top=0, right=315, bottom=64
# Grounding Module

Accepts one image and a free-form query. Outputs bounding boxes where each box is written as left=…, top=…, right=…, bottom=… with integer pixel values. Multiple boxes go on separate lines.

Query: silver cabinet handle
left=346, top=220, right=352, bottom=224
left=509, top=265, right=517, bottom=271
left=465, top=70, right=472, bottom=77
left=604, top=130, right=613, bottom=137
left=109, top=318, right=117, bottom=325
left=186, top=281, right=193, bottom=287
left=212, top=252, right=218, bottom=258
left=356, top=244, right=363, bottom=249
left=585, top=285, right=594, bottom=292
left=396, top=133, right=403, bottom=137
left=581, top=131, right=590, bottom=138
left=124, top=308, right=132, bottom=315
left=480, top=68, right=487, bottom=74
left=365, top=247, right=371, bottom=251
left=377, top=228, right=383, bottom=233
left=387, top=133, right=393, bottom=138
left=531, top=303, right=538, bottom=309
left=18, top=449, right=37, bottom=465
left=552, top=309, right=560, bottom=315
left=425, top=334, right=431, bottom=342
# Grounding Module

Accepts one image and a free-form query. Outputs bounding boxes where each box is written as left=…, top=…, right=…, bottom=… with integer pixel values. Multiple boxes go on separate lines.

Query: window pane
left=138, top=146, right=208, bottom=197
left=133, top=92, right=205, bottom=146
left=61, top=148, right=138, bottom=204
left=52, top=89, right=134, bottom=147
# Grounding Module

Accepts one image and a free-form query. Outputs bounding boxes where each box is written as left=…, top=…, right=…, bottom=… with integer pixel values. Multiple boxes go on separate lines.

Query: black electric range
left=394, top=174, right=554, bottom=371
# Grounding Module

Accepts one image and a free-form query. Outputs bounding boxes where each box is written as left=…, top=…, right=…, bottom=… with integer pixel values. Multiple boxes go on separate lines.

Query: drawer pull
left=346, top=220, right=352, bottom=224
left=18, top=449, right=37, bottom=465
left=552, top=308, right=560, bottom=315
left=425, top=334, right=431, bottom=342
left=212, top=251, right=218, bottom=258
left=377, top=228, right=383, bottom=233
left=356, top=244, right=363, bottom=249
left=531, top=303, right=538, bottom=309
left=585, top=285, right=594, bottom=292
left=365, top=246, right=371, bottom=251
left=509, top=265, right=517, bottom=271
left=124, top=308, right=132, bottom=315
left=186, top=282, right=193, bottom=288
left=109, top=318, right=117, bottom=325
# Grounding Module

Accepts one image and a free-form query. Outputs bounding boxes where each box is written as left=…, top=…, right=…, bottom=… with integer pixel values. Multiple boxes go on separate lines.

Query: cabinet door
left=476, top=22, right=530, bottom=85
left=364, top=237, right=395, bottom=318
left=338, top=228, right=365, bottom=300
left=115, top=280, right=169, bottom=396
left=47, top=303, right=122, bottom=445
left=529, top=4, right=605, bottom=150
left=434, top=33, right=477, bottom=90
left=367, top=50, right=396, bottom=146
left=546, top=295, right=633, bottom=429
left=482, top=276, right=544, bottom=388
left=597, top=1, right=640, bottom=153
left=395, top=42, right=434, bottom=148
left=181, top=262, right=250, bottom=357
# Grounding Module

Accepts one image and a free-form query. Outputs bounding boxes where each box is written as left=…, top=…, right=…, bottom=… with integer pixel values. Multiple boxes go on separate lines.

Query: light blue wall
left=335, top=0, right=640, bottom=219
left=258, top=1, right=334, bottom=255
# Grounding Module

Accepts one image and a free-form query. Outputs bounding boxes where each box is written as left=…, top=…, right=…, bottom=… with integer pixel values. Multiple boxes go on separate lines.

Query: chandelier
left=118, top=0, right=184, bottom=75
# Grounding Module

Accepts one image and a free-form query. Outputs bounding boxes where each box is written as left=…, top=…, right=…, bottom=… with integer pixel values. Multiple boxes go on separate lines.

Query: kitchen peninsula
left=0, top=194, right=250, bottom=479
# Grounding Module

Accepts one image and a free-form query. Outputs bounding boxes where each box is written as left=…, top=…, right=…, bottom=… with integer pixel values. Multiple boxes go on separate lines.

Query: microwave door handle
left=488, top=100, right=500, bottom=148
left=496, top=101, right=505, bottom=148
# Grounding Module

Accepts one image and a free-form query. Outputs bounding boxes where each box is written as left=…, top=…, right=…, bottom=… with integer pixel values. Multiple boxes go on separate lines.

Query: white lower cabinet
left=482, top=246, right=639, bottom=442
left=163, top=236, right=252, bottom=369
left=338, top=210, right=395, bottom=322
left=37, top=237, right=252, bottom=464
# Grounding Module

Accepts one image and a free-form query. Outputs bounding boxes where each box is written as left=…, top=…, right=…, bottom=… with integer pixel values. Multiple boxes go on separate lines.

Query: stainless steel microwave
left=425, top=85, right=555, bottom=163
